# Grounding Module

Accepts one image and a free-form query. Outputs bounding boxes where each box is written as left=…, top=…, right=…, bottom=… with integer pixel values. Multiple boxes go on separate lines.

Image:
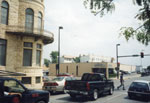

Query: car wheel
left=70, top=94, right=76, bottom=98
left=109, top=87, right=114, bottom=95
left=91, top=89, right=98, bottom=100
left=128, top=93, right=133, bottom=99
left=36, top=100, right=46, bottom=103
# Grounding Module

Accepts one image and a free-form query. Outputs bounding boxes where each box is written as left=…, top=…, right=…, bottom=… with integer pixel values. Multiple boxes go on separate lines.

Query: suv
left=0, top=77, right=50, bottom=103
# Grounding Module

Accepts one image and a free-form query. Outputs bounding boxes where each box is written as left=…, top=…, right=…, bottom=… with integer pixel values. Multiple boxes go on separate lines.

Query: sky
left=43, top=0, right=150, bottom=67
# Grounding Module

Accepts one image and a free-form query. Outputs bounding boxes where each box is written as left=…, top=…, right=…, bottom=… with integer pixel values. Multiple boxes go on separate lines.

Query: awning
left=0, top=70, right=26, bottom=76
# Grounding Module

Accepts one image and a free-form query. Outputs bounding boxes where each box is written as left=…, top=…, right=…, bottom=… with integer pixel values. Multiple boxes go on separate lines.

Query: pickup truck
left=0, top=77, right=50, bottom=103
left=65, top=73, right=114, bottom=100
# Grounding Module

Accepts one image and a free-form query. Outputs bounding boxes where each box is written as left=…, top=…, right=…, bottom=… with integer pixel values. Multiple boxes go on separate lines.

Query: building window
left=25, top=8, right=34, bottom=33
left=36, top=77, right=41, bottom=83
left=23, top=42, right=33, bottom=66
left=0, top=39, right=6, bottom=66
left=22, top=77, right=31, bottom=84
left=36, top=44, right=42, bottom=66
left=1, top=1, right=9, bottom=25
left=38, top=12, right=42, bottom=31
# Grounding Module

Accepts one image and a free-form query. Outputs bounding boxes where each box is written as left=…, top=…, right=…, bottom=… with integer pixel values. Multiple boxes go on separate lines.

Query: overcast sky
left=43, top=0, right=150, bottom=67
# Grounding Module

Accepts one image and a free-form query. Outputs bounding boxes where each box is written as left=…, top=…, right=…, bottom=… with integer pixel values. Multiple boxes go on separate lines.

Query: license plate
left=136, top=94, right=141, bottom=97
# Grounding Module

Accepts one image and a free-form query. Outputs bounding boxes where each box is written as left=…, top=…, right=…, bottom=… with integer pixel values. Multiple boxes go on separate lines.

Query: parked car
left=128, top=80, right=150, bottom=101
left=57, top=73, right=73, bottom=77
left=43, top=76, right=76, bottom=94
left=0, top=77, right=50, bottom=103
left=65, top=73, right=114, bottom=100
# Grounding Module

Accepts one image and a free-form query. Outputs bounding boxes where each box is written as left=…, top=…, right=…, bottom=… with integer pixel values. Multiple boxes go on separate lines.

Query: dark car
left=0, top=77, right=50, bottom=103
left=128, top=80, right=150, bottom=101
left=65, top=73, right=114, bottom=100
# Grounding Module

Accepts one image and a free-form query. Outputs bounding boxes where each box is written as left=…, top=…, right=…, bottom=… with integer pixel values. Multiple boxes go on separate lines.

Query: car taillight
left=65, top=81, right=67, bottom=86
left=12, top=97, right=20, bottom=103
left=86, top=82, right=90, bottom=90
left=32, top=93, right=39, bottom=97
left=52, top=83, right=58, bottom=86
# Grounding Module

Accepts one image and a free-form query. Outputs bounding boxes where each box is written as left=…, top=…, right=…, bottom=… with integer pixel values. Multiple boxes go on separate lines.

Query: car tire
left=128, top=93, right=133, bottom=99
left=36, top=100, right=46, bottom=103
left=91, top=89, right=98, bottom=100
left=70, top=94, right=76, bottom=98
left=109, top=87, right=114, bottom=95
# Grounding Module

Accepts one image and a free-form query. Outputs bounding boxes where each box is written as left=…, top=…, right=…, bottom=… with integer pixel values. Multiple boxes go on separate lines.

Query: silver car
left=43, top=76, right=76, bottom=94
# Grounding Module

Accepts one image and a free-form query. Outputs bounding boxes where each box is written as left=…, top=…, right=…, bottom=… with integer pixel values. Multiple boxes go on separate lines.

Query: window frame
left=23, top=42, right=33, bottom=66
left=0, top=39, right=7, bottom=66
left=1, top=1, right=9, bottom=25
left=25, top=8, right=34, bottom=33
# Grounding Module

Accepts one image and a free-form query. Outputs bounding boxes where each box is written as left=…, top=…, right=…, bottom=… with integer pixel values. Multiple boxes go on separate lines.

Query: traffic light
left=140, top=52, right=144, bottom=58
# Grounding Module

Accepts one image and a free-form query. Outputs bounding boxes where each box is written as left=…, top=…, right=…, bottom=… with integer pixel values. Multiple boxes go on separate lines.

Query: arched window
left=38, top=12, right=42, bottom=31
left=1, top=1, right=9, bottom=25
left=25, top=8, right=34, bottom=32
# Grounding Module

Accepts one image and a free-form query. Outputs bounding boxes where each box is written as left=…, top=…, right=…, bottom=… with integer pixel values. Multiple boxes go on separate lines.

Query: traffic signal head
left=140, top=52, right=144, bottom=58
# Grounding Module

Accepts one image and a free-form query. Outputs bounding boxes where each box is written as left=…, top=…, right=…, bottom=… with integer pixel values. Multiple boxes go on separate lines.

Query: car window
left=4, top=80, right=25, bottom=93
left=52, top=77, right=64, bottom=81
left=65, top=77, right=71, bottom=81
left=130, top=82, right=149, bottom=91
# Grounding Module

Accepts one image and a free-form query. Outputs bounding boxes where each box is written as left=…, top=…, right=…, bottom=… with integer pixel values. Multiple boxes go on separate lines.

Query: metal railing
left=6, top=25, right=54, bottom=38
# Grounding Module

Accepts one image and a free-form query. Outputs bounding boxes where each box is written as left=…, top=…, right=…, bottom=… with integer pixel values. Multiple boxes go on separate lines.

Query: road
left=50, top=74, right=150, bottom=103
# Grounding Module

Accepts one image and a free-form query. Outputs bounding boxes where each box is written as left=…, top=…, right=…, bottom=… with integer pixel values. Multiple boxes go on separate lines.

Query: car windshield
left=52, top=77, right=64, bottom=81
left=130, top=82, right=149, bottom=90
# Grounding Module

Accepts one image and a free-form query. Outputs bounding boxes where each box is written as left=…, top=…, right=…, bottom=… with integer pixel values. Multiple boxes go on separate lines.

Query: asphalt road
left=50, top=74, right=150, bottom=103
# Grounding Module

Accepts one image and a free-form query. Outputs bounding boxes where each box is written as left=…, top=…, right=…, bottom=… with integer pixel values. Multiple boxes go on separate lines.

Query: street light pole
left=58, top=26, right=63, bottom=75
left=116, top=44, right=120, bottom=79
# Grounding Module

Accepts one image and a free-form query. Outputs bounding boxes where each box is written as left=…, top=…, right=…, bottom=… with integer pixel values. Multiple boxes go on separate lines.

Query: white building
left=60, top=55, right=75, bottom=63
left=80, top=54, right=114, bottom=63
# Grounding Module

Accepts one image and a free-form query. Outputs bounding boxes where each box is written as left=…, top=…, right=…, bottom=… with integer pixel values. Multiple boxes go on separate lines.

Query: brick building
left=0, top=0, right=54, bottom=89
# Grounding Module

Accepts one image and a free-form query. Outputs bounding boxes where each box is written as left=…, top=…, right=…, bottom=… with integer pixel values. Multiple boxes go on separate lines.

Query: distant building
left=49, top=62, right=136, bottom=78
left=60, top=55, right=75, bottom=63
left=80, top=54, right=114, bottom=63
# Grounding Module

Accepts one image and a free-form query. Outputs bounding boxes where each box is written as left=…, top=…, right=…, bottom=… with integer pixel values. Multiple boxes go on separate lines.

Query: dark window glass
left=37, top=44, right=41, bottom=49
left=36, top=77, right=41, bottom=83
left=0, top=39, right=6, bottom=66
left=22, top=77, right=31, bottom=84
left=23, top=49, right=32, bottom=66
left=130, top=82, right=149, bottom=91
left=25, top=8, right=34, bottom=33
left=36, top=50, right=41, bottom=66
left=24, top=42, right=33, bottom=47
left=1, top=1, right=9, bottom=24
left=38, top=12, right=42, bottom=31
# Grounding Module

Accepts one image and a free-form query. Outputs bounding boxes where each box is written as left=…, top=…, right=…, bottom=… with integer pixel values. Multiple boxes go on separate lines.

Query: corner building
left=0, top=0, right=54, bottom=89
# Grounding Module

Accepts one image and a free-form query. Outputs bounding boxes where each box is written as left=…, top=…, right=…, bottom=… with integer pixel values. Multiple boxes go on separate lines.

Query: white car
left=43, top=76, right=76, bottom=94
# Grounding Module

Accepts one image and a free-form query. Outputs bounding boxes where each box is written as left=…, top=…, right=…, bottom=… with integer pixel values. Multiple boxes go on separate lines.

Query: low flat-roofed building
left=49, top=62, right=136, bottom=78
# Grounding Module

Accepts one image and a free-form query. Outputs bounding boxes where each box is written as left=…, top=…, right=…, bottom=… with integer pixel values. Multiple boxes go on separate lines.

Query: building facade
left=60, top=55, right=75, bottom=63
left=80, top=54, right=115, bottom=63
left=49, top=62, right=136, bottom=78
left=0, top=0, right=54, bottom=89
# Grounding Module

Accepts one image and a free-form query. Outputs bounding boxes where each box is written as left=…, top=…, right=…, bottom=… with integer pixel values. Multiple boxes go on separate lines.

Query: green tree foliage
left=44, top=58, right=50, bottom=67
left=73, top=57, right=80, bottom=63
left=50, top=51, right=58, bottom=63
left=84, top=0, right=150, bottom=45
left=147, top=65, right=150, bottom=71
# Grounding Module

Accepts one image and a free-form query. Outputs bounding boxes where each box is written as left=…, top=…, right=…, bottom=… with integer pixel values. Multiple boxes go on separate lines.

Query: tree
left=50, top=51, right=58, bottom=63
left=147, top=65, right=150, bottom=71
left=44, top=58, right=50, bottom=67
left=73, top=57, right=80, bottom=63
left=84, top=0, right=150, bottom=45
